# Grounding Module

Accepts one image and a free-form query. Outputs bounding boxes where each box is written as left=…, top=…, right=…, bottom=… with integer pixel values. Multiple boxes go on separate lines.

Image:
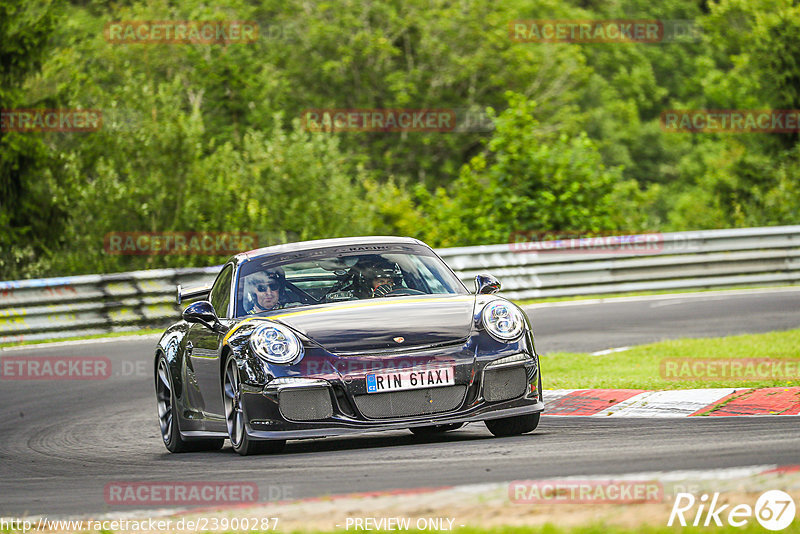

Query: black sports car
left=154, top=236, right=543, bottom=455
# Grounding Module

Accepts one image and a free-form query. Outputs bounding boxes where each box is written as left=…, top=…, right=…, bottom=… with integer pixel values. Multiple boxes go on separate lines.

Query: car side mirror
left=475, top=274, right=501, bottom=295
left=182, top=300, right=222, bottom=332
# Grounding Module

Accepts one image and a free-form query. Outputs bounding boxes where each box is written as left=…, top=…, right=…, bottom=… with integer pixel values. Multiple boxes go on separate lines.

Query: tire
left=485, top=412, right=540, bottom=437
left=156, top=357, right=224, bottom=452
left=410, top=423, right=464, bottom=435
left=223, top=355, right=286, bottom=456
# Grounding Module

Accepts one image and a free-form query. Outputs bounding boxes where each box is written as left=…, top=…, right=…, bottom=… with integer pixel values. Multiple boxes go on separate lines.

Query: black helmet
left=356, top=256, right=400, bottom=282
left=262, top=267, right=285, bottom=284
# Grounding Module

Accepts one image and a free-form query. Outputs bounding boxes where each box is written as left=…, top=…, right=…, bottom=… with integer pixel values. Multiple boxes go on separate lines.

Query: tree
left=414, top=93, right=645, bottom=247
left=0, top=0, right=63, bottom=279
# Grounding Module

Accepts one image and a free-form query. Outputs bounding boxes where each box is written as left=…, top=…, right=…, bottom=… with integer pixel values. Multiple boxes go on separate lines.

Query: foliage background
left=1, top=0, right=799, bottom=279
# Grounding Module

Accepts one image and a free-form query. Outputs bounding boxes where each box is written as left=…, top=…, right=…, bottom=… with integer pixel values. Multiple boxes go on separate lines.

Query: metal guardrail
left=0, top=267, right=220, bottom=344
left=438, top=226, right=800, bottom=299
left=1, top=226, right=799, bottom=343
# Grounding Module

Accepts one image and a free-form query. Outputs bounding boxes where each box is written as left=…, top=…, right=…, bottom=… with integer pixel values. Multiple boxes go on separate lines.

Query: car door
left=185, top=263, right=234, bottom=428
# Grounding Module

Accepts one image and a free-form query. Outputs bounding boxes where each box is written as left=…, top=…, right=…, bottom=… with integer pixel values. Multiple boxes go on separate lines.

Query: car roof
left=234, top=236, right=426, bottom=264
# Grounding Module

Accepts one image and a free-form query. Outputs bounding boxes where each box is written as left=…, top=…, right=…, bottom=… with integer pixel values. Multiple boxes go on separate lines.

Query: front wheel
left=156, top=357, right=223, bottom=452
left=223, top=356, right=285, bottom=456
left=485, top=412, right=540, bottom=437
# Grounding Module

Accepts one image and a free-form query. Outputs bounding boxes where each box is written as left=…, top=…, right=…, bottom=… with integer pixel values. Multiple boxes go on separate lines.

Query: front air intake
left=354, top=385, right=467, bottom=419
left=483, top=365, right=528, bottom=402
left=278, top=387, right=333, bottom=421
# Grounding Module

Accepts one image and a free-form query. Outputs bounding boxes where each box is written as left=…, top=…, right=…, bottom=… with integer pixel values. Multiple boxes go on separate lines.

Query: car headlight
left=482, top=301, right=525, bottom=341
left=250, top=323, right=304, bottom=364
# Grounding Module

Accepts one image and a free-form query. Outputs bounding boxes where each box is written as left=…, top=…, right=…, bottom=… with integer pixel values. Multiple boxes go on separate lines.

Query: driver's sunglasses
left=256, top=282, right=279, bottom=292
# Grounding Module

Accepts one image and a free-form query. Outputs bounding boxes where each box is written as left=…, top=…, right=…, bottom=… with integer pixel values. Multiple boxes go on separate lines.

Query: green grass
left=514, top=284, right=798, bottom=306
left=543, top=328, right=800, bottom=390
left=0, top=328, right=162, bottom=348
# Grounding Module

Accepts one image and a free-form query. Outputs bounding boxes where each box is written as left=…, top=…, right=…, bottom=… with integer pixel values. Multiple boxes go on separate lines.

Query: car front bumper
left=244, top=401, right=544, bottom=439
left=239, top=353, right=542, bottom=440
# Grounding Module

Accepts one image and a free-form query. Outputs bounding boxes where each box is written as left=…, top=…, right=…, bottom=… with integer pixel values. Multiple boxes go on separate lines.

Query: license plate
left=366, top=366, right=455, bottom=393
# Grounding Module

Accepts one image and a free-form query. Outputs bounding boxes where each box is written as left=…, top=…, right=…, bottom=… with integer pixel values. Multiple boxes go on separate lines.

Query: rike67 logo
left=669, top=490, right=796, bottom=531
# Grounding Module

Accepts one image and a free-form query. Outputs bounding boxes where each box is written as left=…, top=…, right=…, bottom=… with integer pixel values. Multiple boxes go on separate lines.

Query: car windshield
left=235, top=243, right=467, bottom=317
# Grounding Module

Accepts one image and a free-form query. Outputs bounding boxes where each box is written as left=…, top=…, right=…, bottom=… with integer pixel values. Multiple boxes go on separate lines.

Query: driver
left=358, top=257, right=401, bottom=298
left=244, top=269, right=285, bottom=313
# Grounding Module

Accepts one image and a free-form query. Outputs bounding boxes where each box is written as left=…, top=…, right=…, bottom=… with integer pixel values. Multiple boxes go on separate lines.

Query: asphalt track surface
left=1, top=288, right=799, bottom=517
left=527, top=287, right=800, bottom=354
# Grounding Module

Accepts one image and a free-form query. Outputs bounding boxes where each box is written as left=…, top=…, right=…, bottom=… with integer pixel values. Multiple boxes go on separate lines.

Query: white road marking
left=593, top=388, right=736, bottom=417
left=590, top=346, right=631, bottom=356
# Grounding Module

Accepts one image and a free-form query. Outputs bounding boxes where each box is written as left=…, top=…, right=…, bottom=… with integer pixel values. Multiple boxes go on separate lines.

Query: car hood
left=268, top=295, right=476, bottom=353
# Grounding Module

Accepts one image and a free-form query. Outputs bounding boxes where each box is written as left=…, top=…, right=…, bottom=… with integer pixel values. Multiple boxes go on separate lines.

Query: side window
left=209, top=265, right=233, bottom=318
